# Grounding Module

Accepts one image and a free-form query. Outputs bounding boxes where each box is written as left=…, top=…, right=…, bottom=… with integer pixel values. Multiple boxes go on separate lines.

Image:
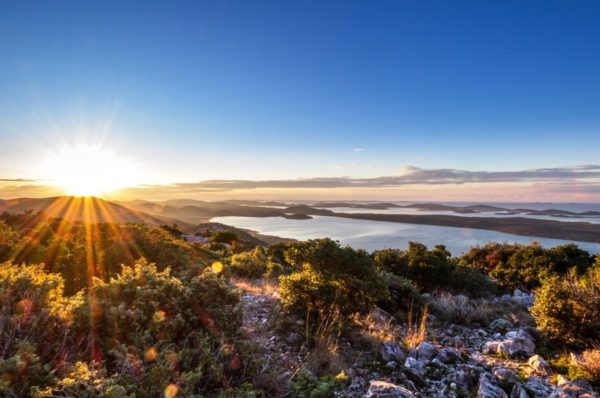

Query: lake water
left=211, top=215, right=600, bottom=255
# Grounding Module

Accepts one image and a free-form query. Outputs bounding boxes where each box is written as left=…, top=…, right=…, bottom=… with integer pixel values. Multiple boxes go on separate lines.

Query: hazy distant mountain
left=0, top=196, right=173, bottom=225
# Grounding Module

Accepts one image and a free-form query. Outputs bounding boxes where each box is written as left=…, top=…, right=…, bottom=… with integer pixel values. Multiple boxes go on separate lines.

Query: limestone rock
left=365, top=380, right=416, bottom=398
left=417, top=341, right=437, bottom=361
left=380, top=341, right=405, bottom=362
left=527, top=355, right=552, bottom=377
left=477, top=373, right=509, bottom=398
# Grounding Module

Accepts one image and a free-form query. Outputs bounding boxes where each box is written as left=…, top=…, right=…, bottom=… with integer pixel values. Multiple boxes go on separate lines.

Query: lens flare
left=44, top=143, right=139, bottom=196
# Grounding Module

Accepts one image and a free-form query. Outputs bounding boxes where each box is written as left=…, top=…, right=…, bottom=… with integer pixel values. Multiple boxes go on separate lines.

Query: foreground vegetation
left=0, top=211, right=598, bottom=396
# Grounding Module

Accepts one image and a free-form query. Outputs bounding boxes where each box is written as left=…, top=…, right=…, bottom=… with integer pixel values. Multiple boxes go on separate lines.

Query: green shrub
left=531, top=266, right=600, bottom=348
left=292, top=371, right=345, bottom=398
left=376, top=272, right=423, bottom=318
left=373, top=243, right=496, bottom=297
left=460, top=242, right=593, bottom=290
left=279, top=239, right=387, bottom=341
left=230, top=246, right=269, bottom=278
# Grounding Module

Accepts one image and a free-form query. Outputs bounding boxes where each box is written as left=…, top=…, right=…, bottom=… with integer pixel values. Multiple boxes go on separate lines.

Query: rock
left=370, top=307, right=395, bottom=325
left=380, top=341, right=405, bottom=362
left=365, top=380, right=416, bottom=397
left=484, top=341, right=501, bottom=354
left=417, top=341, right=437, bottom=361
left=385, top=361, right=397, bottom=369
left=494, top=368, right=518, bottom=384
left=510, top=384, right=531, bottom=398
left=403, top=356, right=425, bottom=370
left=408, top=347, right=418, bottom=359
left=477, top=373, right=509, bottom=398
left=490, top=318, right=513, bottom=333
left=513, top=289, right=534, bottom=308
left=501, top=294, right=513, bottom=304
left=559, top=379, right=597, bottom=397
left=454, top=364, right=480, bottom=391
left=435, top=347, right=460, bottom=364
left=497, top=329, right=535, bottom=358
left=524, top=377, right=555, bottom=398
left=527, top=355, right=552, bottom=377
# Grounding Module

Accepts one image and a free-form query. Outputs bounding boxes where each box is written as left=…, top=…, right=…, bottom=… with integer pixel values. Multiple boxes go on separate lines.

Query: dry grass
left=351, top=311, right=402, bottom=354
left=405, top=303, right=429, bottom=348
left=232, top=277, right=279, bottom=296
left=574, top=346, right=600, bottom=383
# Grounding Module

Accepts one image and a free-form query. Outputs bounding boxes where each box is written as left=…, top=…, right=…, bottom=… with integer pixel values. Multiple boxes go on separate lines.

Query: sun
left=45, top=144, right=138, bottom=196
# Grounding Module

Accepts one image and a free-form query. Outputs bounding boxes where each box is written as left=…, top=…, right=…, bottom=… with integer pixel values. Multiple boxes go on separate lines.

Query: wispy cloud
left=353, top=147, right=364, bottom=152
left=129, top=164, right=600, bottom=193
left=0, top=178, right=39, bottom=182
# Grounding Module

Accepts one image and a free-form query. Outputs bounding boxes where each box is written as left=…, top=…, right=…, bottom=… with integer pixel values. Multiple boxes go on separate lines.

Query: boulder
left=498, top=329, right=535, bottom=357
left=416, top=341, right=438, bottom=361
left=365, top=380, right=416, bottom=398
left=477, top=373, right=509, bottom=398
left=524, top=377, right=555, bottom=398
left=435, top=347, right=460, bottom=364
left=494, top=368, right=518, bottom=384
left=513, top=289, right=534, bottom=308
left=510, top=384, right=531, bottom=398
left=558, top=379, right=598, bottom=397
left=380, top=341, right=405, bottom=362
left=527, top=355, right=552, bottom=377
left=454, top=364, right=481, bottom=391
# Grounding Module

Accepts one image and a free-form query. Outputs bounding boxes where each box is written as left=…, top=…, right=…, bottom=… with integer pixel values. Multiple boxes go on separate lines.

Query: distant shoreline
left=329, top=212, right=600, bottom=244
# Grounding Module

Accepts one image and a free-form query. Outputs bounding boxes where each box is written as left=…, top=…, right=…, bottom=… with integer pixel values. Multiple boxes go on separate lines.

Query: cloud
left=0, top=178, right=39, bottom=182
left=353, top=147, right=364, bottom=152
left=127, top=164, right=600, bottom=194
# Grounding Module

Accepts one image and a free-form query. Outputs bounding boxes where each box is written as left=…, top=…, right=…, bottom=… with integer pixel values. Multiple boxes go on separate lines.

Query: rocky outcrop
left=365, top=381, right=416, bottom=398
left=527, top=355, right=552, bottom=377
left=416, top=341, right=438, bottom=361
left=477, top=373, right=509, bottom=398
left=380, top=341, right=405, bottom=362
left=484, top=329, right=535, bottom=358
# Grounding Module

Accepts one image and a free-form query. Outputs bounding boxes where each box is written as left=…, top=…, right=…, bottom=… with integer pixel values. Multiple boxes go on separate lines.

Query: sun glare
left=46, top=144, right=138, bottom=197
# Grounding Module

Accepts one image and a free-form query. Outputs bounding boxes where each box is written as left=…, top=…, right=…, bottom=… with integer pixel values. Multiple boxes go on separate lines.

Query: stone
left=477, top=373, right=509, bottom=398
left=510, top=384, right=531, bottom=398
left=365, top=380, right=416, bottom=398
left=497, top=329, right=535, bottom=358
left=380, top=341, right=405, bottom=362
left=527, top=355, right=552, bottom=377
left=501, top=294, right=514, bottom=304
left=559, top=378, right=597, bottom=397
left=494, top=368, right=518, bottom=384
left=435, top=347, right=460, bottom=364
left=417, top=341, right=438, bottom=361
left=490, top=318, right=513, bottom=333
left=524, top=377, right=555, bottom=398
left=454, top=364, right=480, bottom=391
left=385, top=361, right=397, bottom=369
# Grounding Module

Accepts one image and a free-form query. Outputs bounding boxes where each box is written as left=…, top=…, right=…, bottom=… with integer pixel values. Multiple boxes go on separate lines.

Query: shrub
left=573, top=347, right=600, bottom=386
left=531, top=266, right=600, bottom=347
left=376, top=272, right=423, bottom=318
left=460, top=242, right=593, bottom=291
left=69, top=258, right=247, bottom=396
left=230, top=246, right=269, bottom=278
left=373, top=243, right=496, bottom=297
left=430, top=293, right=496, bottom=325
left=279, top=239, right=387, bottom=342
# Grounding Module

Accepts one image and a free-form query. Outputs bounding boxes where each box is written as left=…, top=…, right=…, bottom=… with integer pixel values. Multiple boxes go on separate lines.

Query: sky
left=1, top=0, right=600, bottom=201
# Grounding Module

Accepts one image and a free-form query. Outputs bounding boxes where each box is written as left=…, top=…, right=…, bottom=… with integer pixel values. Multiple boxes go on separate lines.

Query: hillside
left=0, top=196, right=174, bottom=226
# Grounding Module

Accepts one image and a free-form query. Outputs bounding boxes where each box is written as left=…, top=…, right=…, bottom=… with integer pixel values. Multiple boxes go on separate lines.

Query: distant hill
left=0, top=196, right=176, bottom=226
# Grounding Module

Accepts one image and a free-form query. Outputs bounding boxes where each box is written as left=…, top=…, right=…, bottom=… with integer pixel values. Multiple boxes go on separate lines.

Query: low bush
left=531, top=266, right=600, bottom=348
left=373, top=243, right=497, bottom=297
left=376, top=272, right=423, bottom=318
left=230, top=246, right=269, bottom=278
left=460, top=242, right=594, bottom=290
left=279, top=239, right=388, bottom=344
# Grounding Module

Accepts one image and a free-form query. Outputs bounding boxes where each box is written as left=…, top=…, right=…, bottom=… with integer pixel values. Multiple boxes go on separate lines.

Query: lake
left=211, top=215, right=600, bottom=255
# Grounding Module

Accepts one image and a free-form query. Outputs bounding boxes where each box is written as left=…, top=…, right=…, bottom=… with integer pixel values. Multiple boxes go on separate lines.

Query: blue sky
left=1, top=1, right=600, bottom=200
